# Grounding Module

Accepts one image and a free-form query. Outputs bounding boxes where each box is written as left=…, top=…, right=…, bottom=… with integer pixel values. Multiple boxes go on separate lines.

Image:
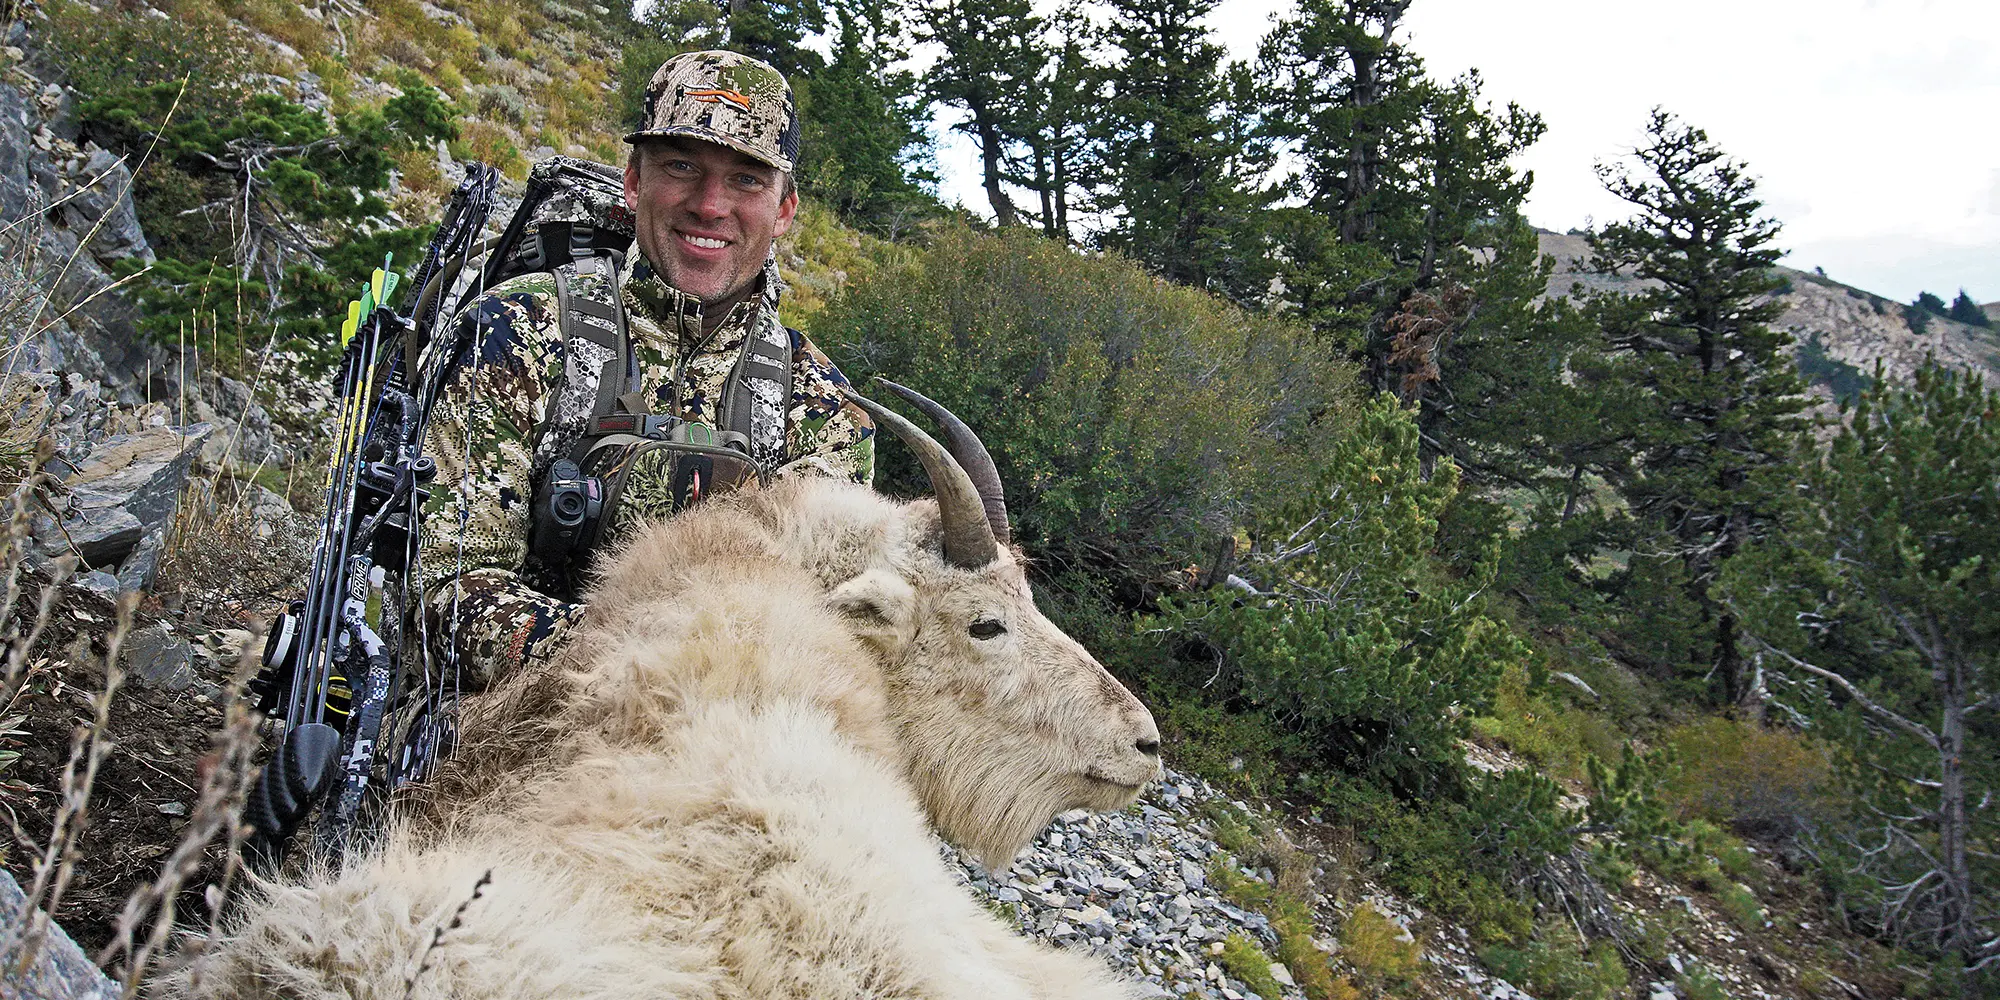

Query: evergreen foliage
left=1254, top=1, right=1552, bottom=482
left=48, top=0, right=453, bottom=367
left=1149, top=396, right=1531, bottom=793
left=914, top=0, right=1045, bottom=227
left=793, top=1, right=940, bottom=234
left=1582, top=109, right=1812, bottom=707
left=1090, top=0, right=1270, bottom=296
left=723, top=0, right=829, bottom=77
left=1948, top=289, right=1990, bottom=327
left=45, top=0, right=2000, bottom=983
left=1724, top=363, right=2000, bottom=982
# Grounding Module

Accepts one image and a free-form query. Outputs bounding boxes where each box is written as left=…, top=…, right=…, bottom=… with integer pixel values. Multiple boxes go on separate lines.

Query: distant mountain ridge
left=1535, top=229, right=2000, bottom=402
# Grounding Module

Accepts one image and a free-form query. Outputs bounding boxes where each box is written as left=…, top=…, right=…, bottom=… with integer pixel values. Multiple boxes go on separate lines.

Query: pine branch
left=1746, top=633, right=1938, bottom=749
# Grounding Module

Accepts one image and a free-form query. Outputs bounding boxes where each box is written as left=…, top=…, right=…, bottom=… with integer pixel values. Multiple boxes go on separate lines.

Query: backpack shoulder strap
left=528, top=250, right=636, bottom=487
left=718, top=313, right=795, bottom=469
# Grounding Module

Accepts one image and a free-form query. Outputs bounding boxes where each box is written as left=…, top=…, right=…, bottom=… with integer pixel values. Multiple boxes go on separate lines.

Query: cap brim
left=622, top=125, right=793, bottom=173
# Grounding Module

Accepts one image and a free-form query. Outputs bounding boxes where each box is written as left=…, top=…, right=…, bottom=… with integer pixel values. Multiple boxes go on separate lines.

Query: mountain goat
left=172, top=382, right=1163, bottom=1000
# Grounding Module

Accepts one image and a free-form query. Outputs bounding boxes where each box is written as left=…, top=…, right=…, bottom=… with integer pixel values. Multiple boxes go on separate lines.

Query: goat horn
left=868, top=379, right=1011, bottom=545
left=842, top=386, right=1002, bottom=569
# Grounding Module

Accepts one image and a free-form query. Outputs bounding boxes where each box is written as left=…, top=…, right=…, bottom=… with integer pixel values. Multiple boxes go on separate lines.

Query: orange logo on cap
left=685, top=88, right=752, bottom=110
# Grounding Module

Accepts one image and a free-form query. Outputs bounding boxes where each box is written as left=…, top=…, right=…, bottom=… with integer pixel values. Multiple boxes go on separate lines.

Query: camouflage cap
left=625, top=50, right=801, bottom=173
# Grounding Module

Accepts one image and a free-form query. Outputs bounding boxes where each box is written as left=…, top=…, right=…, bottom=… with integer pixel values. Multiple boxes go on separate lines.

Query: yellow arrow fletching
left=370, top=268, right=385, bottom=305
left=342, top=301, right=361, bottom=345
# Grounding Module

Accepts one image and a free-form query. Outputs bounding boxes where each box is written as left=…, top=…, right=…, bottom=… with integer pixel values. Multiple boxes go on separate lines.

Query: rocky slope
left=1537, top=230, right=2000, bottom=400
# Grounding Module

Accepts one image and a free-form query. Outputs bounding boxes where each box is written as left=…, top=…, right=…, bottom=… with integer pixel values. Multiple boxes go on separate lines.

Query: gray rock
left=1181, top=859, right=1206, bottom=890
left=71, top=569, right=121, bottom=598
left=0, top=868, right=119, bottom=1000
left=58, top=146, right=152, bottom=265
left=202, top=376, right=281, bottom=470
left=33, top=423, right=210, bottom=572
left=123, top=622, right=195, bottom=691
left=49, top=505, right=144, bottom=568
left=115, top=524, right=166, bottom=593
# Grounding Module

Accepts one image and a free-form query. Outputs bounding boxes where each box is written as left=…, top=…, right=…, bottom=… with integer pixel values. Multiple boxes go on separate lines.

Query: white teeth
left=682, top=234, right=728, bottom=249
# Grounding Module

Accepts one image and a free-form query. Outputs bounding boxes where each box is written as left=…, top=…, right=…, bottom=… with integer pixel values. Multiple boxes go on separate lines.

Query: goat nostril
left=1135, top=739, right=1161, bottom=757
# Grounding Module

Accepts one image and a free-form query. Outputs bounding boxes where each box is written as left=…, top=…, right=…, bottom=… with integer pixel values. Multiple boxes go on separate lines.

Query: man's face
left=624, top=138, right=798, bottom=315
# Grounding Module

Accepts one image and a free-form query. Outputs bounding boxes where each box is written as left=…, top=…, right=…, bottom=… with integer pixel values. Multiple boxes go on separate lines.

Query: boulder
left=114, top=524, right=167, bottom=593
left=121, top=620, right=195, bottom=691
left=0, top=869, right=119, bottom=1000
left=32, top=422, right=212, bottom=573
left=0, top=55, right=158, bottom=400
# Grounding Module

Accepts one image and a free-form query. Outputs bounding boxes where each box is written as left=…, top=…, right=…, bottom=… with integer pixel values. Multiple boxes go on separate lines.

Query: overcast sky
left=930, top=0, right=1999, bottom=303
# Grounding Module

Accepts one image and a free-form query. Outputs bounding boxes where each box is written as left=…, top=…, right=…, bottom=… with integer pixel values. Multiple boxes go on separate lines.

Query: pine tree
left=1949, top=288, right=1991, bottom=327
left=915, top=0, right=1044, bottom=227
left=1091, top=0, right=1268, bottom=294
left=1258, top=0, right=1423, bottom=249
left=1412, top=217, right=1626, bottom=504
left=1585, top=110, right=1812, bottom=709
left=796, top=0, right=938, bottom=232
left=1015, top=4, right=1101, bottom=242
left=1724, top=363, right=2000, bottom=987
left=723, top=0, right=828, bottom=77
left=1255, top=3, right=1542, bottom=401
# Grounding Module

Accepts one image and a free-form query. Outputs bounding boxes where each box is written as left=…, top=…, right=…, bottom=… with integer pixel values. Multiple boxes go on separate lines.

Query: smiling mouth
left=678, top=232, right=730, bottom=250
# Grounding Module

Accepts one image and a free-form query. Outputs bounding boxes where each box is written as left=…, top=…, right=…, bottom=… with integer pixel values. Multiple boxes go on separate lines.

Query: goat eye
left=968, top=619, right=1006, bottom=640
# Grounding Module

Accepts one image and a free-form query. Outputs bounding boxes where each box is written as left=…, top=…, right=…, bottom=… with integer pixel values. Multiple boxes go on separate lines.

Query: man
left=420, top=51, right=874, bottom=689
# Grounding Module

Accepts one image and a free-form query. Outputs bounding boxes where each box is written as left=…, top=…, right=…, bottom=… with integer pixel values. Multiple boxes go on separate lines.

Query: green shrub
left=1340, top=904, right=1421, bottom=983
left=1201, top=817, right=1345, bottom=1000
left=1151, top=397, right=1534, bottom=793
left=1660, top=716, right=1834, bottom=836
left=817, top=225, right=1340, bottom=573
left=1147, top=689, right=1306, bottom=796
left=44, top=0, right=252, bottom=129
left=1478, top=921, right=1628, bottom=1000
left=1676, top=963, right=1731, bottom=1000
left=1207, top=852, right=1271, bottom=911
left=1715, top=879, right=1768, bottom=933
left=1218, top=933, right=1286, bottom=1000
left=50, top=0, right=453, bottom=372
left=1306, top=770, right=1565, bottom=946
left=1472, top=662, right=1623, bottom=780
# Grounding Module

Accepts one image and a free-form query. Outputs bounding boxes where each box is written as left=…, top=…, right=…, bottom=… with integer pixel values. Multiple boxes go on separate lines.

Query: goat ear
left=827, top=569, right=916, bottom=652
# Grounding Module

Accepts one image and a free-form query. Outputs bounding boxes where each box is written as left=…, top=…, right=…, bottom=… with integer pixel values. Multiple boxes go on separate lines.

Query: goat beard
left=899, top=726, right=1108, bottom=873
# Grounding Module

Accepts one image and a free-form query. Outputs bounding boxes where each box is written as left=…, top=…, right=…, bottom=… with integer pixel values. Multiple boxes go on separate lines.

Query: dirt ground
left=3, top=568, right=258, bottom=959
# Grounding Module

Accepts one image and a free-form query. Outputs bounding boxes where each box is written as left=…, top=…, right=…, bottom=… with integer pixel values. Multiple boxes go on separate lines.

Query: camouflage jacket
left=419, top=253, right=873, bottom=689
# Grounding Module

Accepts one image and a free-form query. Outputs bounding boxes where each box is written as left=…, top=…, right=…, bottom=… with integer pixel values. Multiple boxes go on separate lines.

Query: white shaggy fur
left=171, top=475, right=1162, bottom=999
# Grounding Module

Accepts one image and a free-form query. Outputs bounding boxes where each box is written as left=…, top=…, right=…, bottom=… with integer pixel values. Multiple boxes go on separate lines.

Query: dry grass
left=0, top=383, right=264, bottom=990
left=155, top=475, right=310, bottom=615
